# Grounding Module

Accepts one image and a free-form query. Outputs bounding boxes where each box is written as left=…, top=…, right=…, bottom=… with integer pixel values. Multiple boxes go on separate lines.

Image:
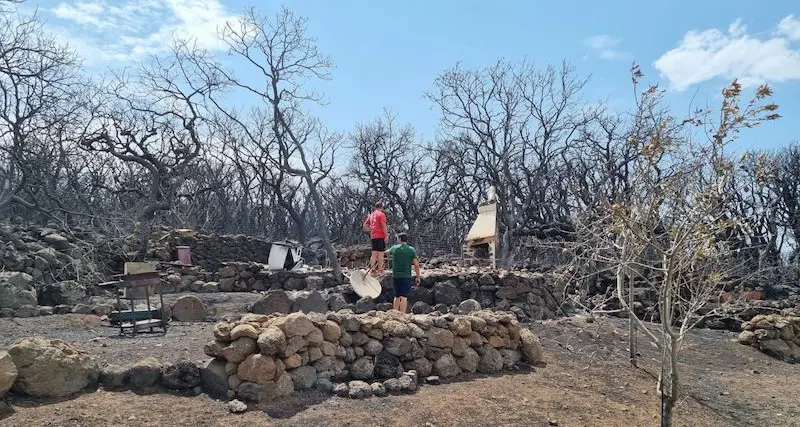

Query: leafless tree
left=202, top=7, right=344, bottom=277
left=427, top=59, right=590, bottom=267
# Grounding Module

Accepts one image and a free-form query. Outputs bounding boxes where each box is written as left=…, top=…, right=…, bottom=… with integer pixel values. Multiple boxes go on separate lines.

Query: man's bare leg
left=369, top=251, right=378, bottom=270
left=376, top=252, right=385, bottom=274
left=393, top=297, right=401, bottom=311
left=398, top=297, right=408, bottom=313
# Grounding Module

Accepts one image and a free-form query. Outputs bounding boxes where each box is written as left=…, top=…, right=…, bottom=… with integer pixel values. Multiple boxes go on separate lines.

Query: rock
left=161, top=359, right=201, bottom=389
left=458, top=299, right=481, bottom=314
left=477, top=347, right=504, bottom=373
left=738, top=330, right=756, bottom=345
left=316, top=377, right=334, bottom=392
left=364, top=339, right=384, bottom=356
left=398, top=374, right=417, bottom=392
left=273, top=312, right=315, bottom=337
left=333, top=382, right=349, bottom=397
left=350, top=357, right=375, bottom=380
left=433, top=354, right=461, bottom=378
left=170, top=295, right=208, bottom=322
left=0, top=272, right=36, bottom=310
left=283, top=354, right=302, bottom=369
left=434, top=303, right=449, bottom=313
left=0, top=351, right=17, bottom=398
left=433, top=280, right=461, bottom=305
left=322, top=320, right=342, bottom=342
left=383, top=378, right=402, bottom=393
left=72, top=303, right=93, bottom=314
left=53, top=304, right=72, bottom=315
left=348, top=380, right=373, bottom=399
left=249, top=291, right=292, bottom=315
left=404, top=358, right=432, bottom=377
left=426, top=327, right=455, bottom=348
left=327, top=293, right=348, bottom=311
left=376, top=302, right=393, bottom=311
left=221, top=337, right=258, bottom=363
left=355, top=297, right=377, bottom=314
left=411, top=301, right=433, bottom=314
left=126, top=358, right=163, bottom=389
left=92, top=304, right=112, bottom=316
left=238, top=354, right=277, bottom=384
left=291, top=291, right=327, bottom=314
left=289, top=366, right=317, bottom=390
left=760, top=339, right=792, bottom=359
left=99, top=364, right=127, bottom=389
left=227, top=399, right=248, bottom=413
left=384, top=337, right=413, bottom=357
left=371, top=381, right=387, bottom=397
left=457, top=347, right=480, bottom=373
left=500, top=349, right=522, bottom=369
left=305, top=275, right=325, bottom=290
left=200, top=282, right=219, bottom=293
left=519, top=329, right=544, bottom=364
left=257, top=326, right=287, bottom=356
left=9, top=337, right=99, bottom=397
left=236, top=382, right=262, bottom=402
left=38, top=306, right=53, bottom=316
left=39, top=281, right=86, bottom=306
left=425, top=376, right=441, bottom=385
left=200, top=359, right=229, bottom=399
left=231, top=324, right=260, bottom=340
left=43, top=233, right=70, bottom=250
left=13, top=305, right=38, bottom=318
left=374, top=351, right=403, bottom=379
left=478, top=274, right=495, bottom=286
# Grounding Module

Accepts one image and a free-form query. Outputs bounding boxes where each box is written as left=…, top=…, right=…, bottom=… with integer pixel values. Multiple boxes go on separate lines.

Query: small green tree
left=579, top=65, right=780, bottom=426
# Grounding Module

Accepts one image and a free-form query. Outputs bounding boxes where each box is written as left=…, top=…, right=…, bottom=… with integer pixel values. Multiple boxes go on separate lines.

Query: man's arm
left=363, top=216, right=371, bottom=232
left=381, top=216, right=389, bottom=241
left=413, top=258, right=421, bottom=286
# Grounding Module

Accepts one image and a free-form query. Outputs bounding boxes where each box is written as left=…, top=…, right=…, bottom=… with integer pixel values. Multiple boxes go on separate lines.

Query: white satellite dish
left=347, top=269, right=382, bottom=299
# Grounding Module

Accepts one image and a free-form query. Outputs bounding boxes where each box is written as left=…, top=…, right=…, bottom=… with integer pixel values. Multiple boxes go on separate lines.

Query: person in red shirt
left=363, top=202, right=389, bottom=274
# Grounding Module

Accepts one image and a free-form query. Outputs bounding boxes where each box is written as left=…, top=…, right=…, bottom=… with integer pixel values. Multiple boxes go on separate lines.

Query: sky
left=24, top=0, right=800, bottom=153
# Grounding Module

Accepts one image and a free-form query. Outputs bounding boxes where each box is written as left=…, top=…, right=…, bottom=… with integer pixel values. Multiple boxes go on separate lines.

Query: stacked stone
left=737, top=314, right=800, bottom=363
left=202, top=310, right=544, bottom=402
left=150, top=229, right=274, bottom=270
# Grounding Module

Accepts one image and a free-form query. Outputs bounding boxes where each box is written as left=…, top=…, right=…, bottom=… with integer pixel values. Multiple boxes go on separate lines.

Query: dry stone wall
left=737, top=313, right=800, bottom=363
left=150, top=229, right=276, bottom=270
left=202, top=310, right=543, bottom=402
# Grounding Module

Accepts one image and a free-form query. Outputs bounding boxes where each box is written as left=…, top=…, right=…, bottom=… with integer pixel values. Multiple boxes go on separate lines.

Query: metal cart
left=108, top=262, right=168, bottom=335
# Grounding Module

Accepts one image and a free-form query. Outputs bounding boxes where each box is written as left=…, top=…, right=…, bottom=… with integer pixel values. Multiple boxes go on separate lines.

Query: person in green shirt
left=384, top=232, right=421, bottom=313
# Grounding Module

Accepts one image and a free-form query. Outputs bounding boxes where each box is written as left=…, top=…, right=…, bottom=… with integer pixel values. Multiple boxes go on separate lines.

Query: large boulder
left=519, top=329, right=544, bottom=364
left=8, top=337, right=99, bottom=397
left=0, top=351, right=17, bottom=398
left=290, top=290, right=327, bottom=314
left=161, top=359, right=201, bottom=389
left=170, top=295, right=208, bottom=322
left=249, top=290, right=292, bottom=315
left=0, top=272, right=36, bottom=310
left=433, top=280, right=461, bottom=306
left=200, top=359, right=228, bottom=399
left=39, top=281, right=86, bottom=306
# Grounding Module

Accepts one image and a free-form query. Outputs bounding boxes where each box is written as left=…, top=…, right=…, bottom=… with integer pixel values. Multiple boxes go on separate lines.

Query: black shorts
left=371, top=238, right=386, bottom=251
left=393, top=277, right=413, bottom=298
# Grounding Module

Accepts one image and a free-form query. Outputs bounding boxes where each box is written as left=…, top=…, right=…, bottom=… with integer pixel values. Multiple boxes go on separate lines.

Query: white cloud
left=584, top=35, right=629, bottom=60
left=46, top=0, right=236, bottom=65
left=654, top=15, right=800, bottom=91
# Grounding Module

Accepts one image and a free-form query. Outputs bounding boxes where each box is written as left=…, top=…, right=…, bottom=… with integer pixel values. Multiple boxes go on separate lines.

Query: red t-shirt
left=367, top=210, right=387, bottom=239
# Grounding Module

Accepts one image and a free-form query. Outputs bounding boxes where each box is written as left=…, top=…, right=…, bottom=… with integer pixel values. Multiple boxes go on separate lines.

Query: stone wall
left=201, top=310, right=543, bottom=402
left=737, top=313, right=800, bottom=363
left=150, top=229, right=276, bottom=270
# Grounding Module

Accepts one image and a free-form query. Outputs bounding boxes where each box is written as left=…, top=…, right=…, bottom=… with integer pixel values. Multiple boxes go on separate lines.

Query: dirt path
left=1, top=314, right=798, bottom=427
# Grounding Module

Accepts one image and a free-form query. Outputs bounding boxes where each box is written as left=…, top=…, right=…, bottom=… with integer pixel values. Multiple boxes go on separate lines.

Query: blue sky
left=27, top=0, right=800, bottom=152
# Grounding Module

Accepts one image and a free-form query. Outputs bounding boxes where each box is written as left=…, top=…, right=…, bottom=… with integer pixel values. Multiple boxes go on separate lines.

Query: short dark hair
left=397, top=232, right=408, bottom=242
left=374, top=201, right=383, bottom=209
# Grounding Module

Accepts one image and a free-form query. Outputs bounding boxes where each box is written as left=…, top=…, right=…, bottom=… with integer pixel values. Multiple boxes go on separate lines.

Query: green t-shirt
left=388, top=243, right=418, bottom=278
